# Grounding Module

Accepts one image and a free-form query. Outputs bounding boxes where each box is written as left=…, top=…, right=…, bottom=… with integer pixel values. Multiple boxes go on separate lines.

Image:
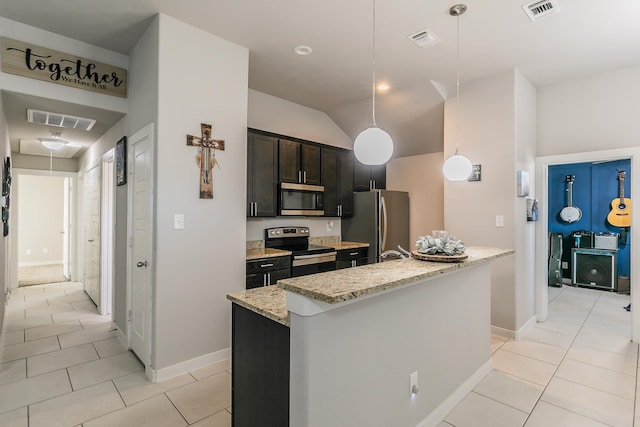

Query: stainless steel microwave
left=280, top=182, right=324, bottom=216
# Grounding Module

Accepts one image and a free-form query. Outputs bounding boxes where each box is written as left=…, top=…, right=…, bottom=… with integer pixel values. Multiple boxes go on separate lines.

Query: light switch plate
left=174, top=214, right=185, bottom=229
left=495, top=215, right=504, bottom=227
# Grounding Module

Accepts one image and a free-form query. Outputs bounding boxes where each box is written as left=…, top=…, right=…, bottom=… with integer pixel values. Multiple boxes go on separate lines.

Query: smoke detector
left=522, top=0, right=560, bottom=22
left=27, top=109, right=96, bottom=131
left=408, top=28, right=441, bottom=48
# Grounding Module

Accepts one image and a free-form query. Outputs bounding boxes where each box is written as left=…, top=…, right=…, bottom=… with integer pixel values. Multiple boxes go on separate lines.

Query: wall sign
left=1, top=37, right=127, bottom=98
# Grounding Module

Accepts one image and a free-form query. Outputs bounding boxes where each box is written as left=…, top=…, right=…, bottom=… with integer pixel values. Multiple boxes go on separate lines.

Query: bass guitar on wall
left=607, top=170, right=631, bottom=228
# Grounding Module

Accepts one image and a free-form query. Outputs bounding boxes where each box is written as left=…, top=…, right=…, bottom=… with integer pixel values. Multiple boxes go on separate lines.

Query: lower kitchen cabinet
left=232, top=304, right=289, bottom=427
left=335, top=247, right=368, bottom=270
left=246, top=256, right=291, bottom=289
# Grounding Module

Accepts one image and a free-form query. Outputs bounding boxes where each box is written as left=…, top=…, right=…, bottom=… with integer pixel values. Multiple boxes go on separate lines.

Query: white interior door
left=84, top=164, right=101, bottom=306
left=100, top=155, right=114, bottom=316
left=62, top=177, right=71, bottom=279
left=128, top=124, right=154, bottom=365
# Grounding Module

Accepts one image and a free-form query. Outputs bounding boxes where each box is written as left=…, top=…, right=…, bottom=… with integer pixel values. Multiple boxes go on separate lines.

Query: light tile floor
left=443, top=285, right=637, bottom=427
left=0, top=282, right=231, bottom=427
left=2, top=282, right=636, bottom=426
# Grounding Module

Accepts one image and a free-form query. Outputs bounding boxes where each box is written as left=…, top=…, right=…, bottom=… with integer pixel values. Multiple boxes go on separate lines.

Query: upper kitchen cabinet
left=247, top=130, right=278, bottom=217
left=353, top=161, right=386, bottom=191
left=321, top=147, right=354, bottom=217
left=279, top=139, right=321, bottom=185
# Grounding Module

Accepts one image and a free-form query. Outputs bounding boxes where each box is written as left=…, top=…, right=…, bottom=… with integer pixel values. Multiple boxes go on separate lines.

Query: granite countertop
left=277, top=246, right=514, bottom=304
left=231, top=246, right=513, bottom=326
left=328, top=241, right=369, bottom=250
left=227, top=285, right=289, bottom=326
left=246, top=248, right=292, bottom=261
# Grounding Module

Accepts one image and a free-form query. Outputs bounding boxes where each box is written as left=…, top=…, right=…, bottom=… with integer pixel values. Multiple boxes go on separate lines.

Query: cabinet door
left=338, top=150, right=354, bottom=216
left=246, top=273, right=265, bottom=289
left=301, top=143, right=321, bottom=185
left=269, top=269, right=291, bottom=285
left=321, top=148, right=340, bottom=216
left=353, top=159, right=372, bottom=191
left=370, top=164, right=386, bottom=189
left=247, top=132, right=278, bottom=217
left=279, top=139, right=300, bottom=183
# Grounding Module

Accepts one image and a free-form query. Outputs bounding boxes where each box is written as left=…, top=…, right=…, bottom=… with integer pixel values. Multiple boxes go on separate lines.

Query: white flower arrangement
left=415, top=235, right=466, bottom=256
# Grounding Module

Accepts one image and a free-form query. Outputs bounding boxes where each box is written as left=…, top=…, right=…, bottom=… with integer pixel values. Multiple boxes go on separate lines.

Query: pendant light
left=353, top=0, right=393, bottom=166
left=442, top=4, right=473, bottom=182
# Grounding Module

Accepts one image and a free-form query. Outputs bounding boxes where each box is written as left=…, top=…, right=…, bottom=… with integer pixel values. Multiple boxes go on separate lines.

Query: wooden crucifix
left=186, top=123, right=225, bottom=199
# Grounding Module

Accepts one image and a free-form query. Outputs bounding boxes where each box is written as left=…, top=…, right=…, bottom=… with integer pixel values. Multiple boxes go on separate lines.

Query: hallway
left=0, top=282, right=231, bottom=426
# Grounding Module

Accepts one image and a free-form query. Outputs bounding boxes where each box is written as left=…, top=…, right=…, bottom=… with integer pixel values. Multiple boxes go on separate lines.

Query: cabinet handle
left=298, top=171, right=302, bottom=183
left=260, top=263, right=274, bottom=268
left=263, top=274, right=267, bottom=286
left=303, top=171, right=307, bottom=183
left=350, top=252, right=358, bottom=256
left=369, top=179, right=373, bottom=190
left=254, top=202, right=257, bottom=216
left=268, top=272, right=272, bottom=285
left=351, top=260, right=356, bottom=267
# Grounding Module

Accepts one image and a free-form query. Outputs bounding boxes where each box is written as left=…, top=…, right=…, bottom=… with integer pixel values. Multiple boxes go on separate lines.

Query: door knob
left=88, top=239, right=94, bottom=242
left=136, top=261, right=148, bottom=268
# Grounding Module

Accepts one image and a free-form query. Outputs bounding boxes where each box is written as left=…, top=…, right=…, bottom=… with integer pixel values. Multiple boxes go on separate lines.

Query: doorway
left=14, top=171, right=76, bottom=288
left=536, top=148, right=640, bottom=342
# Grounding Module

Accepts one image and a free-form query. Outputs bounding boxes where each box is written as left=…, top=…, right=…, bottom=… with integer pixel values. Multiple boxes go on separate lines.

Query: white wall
left=17, top=175, right=64, bottom=265
left=152, top=14, right=248, bottom=370
left=386, top=153, right=445, bottom=242
left=444, top=69, right=538, bottom=333
left=537, top=64, right=640, bottom=156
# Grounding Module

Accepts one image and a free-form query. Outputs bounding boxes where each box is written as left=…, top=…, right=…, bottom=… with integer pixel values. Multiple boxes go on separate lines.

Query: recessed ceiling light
left=293, top=45, right=313, bottom=55
left=377, top=83, right=390, bottom=92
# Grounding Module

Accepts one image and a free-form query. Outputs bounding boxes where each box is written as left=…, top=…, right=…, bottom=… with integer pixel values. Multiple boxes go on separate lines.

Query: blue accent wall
left=548, top=159, right=631, bottom=279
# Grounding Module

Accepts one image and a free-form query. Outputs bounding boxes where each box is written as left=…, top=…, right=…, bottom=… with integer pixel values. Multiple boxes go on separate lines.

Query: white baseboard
left=18, top=261, right=63, bottom=267
left=113, top=322, right=128, bottom=351
left=147, top=347, right=232, bottom=383
left=490, top=315, right=537, bottom=341
left=415, top=358, right=493, bottom=427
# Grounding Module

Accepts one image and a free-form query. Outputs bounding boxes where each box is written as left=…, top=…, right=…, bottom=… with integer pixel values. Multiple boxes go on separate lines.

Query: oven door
left=280, top=183, right=324, bottom=216
left=291, top=252, right=336, bottom=277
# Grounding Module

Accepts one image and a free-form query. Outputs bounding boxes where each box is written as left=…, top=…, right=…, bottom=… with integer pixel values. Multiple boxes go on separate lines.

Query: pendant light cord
left=454, top=9, right=461, bottom=155
left=371, top=0, right=377, bottom=127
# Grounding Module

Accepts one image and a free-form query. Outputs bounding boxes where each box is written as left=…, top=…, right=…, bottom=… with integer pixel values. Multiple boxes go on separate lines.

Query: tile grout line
left=519, top=286, right=607, bottom=426
left=164, top=391, right=190, bottom=425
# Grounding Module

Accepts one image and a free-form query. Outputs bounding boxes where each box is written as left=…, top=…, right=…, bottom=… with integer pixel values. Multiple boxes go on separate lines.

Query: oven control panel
left=266, top=226, right=309, bottom=239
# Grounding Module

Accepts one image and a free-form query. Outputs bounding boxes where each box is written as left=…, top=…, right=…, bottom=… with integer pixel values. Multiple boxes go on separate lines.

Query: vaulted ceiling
left=2, top=0, right=640, bottom=158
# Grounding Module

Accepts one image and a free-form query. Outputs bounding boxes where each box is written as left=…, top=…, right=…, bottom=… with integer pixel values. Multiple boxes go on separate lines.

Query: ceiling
left=1, top=0, right=640, bottom=159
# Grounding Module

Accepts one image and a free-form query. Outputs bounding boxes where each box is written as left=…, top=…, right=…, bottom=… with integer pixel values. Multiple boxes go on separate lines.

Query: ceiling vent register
left=408, top=29, right=441, bottom=48
left=27, top=109, right=96, bottom=131
left=522, top=0, right=560, bottom=22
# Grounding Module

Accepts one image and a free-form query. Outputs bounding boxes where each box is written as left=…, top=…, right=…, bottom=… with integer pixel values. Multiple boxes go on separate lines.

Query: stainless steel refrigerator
left=342, top=190, right=410, bottom=264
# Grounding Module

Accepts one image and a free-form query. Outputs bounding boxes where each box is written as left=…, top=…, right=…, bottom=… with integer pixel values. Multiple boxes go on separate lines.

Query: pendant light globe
left=442, top=152, right=472, bottom=181
left=354, top=126, right=393, bottom=165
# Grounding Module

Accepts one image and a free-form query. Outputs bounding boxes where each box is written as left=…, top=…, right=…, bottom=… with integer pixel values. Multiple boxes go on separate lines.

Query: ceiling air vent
left=522, top=0, right=560, bottom=22
left=408, top=28, right=441, bottom=48
left=27, top=109, right=96, bottom=131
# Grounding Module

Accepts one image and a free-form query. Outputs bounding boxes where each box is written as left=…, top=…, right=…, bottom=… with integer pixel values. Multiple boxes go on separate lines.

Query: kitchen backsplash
left=246, top=217, right=342, bottom=246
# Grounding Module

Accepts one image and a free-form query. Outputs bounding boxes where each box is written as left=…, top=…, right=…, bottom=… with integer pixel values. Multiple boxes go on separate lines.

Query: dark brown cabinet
left=279, top=139, right=321, bottom=185
left=247, top=131, right=278, bottom=217
left=321, top=148, right=354, bottom=217
left=246, top=256, right=291, bottom=289
left=354, top=161, right=386, bottom=191
left=336, top=247, right=368, bottom=270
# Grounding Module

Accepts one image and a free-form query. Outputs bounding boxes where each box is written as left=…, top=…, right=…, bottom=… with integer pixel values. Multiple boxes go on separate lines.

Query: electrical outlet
left=26, top=249, right=31, bottom=256
left=410, top=371, right=419, bottom=397
left=174, top=214, right=185, bottom=229
left=561, top=261, right=568, bottom=269
left=495, top=215, right=504, bottom=227
left=42, top=248, right=48, bottom=254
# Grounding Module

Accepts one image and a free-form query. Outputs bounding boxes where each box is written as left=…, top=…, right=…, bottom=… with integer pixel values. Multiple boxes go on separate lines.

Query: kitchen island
left=228, top=246, right=514, bottom=427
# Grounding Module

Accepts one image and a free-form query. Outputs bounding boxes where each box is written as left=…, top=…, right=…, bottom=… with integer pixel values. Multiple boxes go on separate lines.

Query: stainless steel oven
left=265, top=226, right=336, bottom=277
left=279, top=183, right=324, bottom=216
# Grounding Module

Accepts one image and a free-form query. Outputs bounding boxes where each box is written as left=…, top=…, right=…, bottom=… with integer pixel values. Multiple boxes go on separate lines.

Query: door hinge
left=128, top=310, right=132, bottom=322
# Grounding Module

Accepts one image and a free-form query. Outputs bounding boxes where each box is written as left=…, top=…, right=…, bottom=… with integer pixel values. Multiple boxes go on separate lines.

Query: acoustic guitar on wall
left=607, top=170, right=631, bottom=228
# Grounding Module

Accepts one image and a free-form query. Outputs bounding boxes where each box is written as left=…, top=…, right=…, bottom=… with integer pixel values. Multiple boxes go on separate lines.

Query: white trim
left=490, top=315, right=537, bottom=340
left=114, top=321, right=128, bottom=350
left=415, top=359, right=493, bottom=427
left=18, top=260, right=64, bottom=267
left=146, top=347, right=232, bottom=383
left=535, top=147, right=640, bottom=342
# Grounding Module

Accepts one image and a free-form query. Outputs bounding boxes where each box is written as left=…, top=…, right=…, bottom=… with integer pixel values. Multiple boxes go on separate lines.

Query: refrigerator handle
left=380, top=195, right=388, bottom=252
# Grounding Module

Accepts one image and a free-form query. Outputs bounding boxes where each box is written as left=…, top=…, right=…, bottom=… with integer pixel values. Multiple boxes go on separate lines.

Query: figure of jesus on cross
left=186, top=123, right=225, bottom=199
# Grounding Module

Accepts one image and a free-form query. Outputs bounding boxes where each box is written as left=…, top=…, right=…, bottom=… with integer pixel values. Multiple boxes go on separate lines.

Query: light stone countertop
left=231, top=246, right=513, bottom=326
left=227, top=285, right=289, bottom=326
left=327, top=241, right=369, bottom=250
left=246, top=248, right=292, bottom=261
left=277, top=246, right=514, bottom=304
